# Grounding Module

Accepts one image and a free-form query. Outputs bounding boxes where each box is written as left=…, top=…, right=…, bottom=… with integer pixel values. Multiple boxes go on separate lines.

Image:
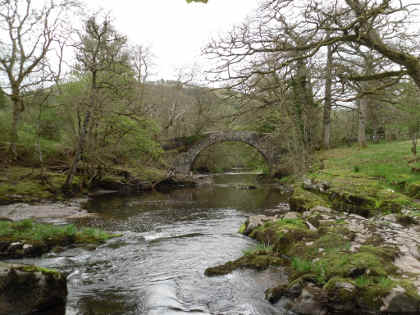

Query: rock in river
left=0, top=262, right=67, bottom=315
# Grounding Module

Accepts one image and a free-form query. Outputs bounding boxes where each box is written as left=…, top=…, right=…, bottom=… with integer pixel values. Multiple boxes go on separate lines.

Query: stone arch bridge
left=162, top=131, right=286, bottom=175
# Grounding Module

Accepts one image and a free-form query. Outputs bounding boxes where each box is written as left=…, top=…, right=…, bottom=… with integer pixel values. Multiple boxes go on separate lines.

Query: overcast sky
left=83, top=0, right=260, bottom=81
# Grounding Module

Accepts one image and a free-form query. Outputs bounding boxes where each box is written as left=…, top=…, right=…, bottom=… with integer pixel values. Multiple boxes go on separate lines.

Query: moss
left=292, top=168, right=416, bottom=217
left=18, top=265, right=62, bottom=278
left=242, top=243, right=274, bottom=256
left=249, top=218, right=317, bottom=253
left=124, top=166, right=166, bottom=183
left=355, top=277, right=396, bottom=310
left=204, top=253, right=285, bottom=276
left=407, top=182, right=420, bottom=198
left=238, top=223, right=246, bottom=234
left=305, top=233, right=351, bottom=257
left=289, top=185, right=331, bottom=212
left=399, top=280, right=420, bottom=301
left=358, top=245, right=400, bottom=261
left=324, top=277, right=357, bottom=304
left=0, top=180, right=53, bottom=201
left=285, top=229, right=398, bottom=286
left=320, top=251, right=395, bottom=279
left=0, top=166, right=87, bottom=203
left=328, top=190, right=377, bottom=217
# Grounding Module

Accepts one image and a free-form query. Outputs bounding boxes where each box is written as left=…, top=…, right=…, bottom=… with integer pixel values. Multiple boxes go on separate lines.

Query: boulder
left=303, top=179, right=330, bottom=193
left=283, top=212, right=300, bottom=220
left=303, top=178, right=318, bottom=191
left=243, top=215, right=277, bottom=235
left=382, top=213, right=398, bottom=223
left=291, top=284, right=327, bottom=315
left=381, top=286, right=420, bottom=313
left=311, top=206, right=333, bottom=214
left=0, top=262, right=67, bottom=315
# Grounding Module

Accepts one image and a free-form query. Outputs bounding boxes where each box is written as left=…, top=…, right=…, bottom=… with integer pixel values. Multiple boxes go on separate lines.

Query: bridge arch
left=172, top=131, right=276, bottom=175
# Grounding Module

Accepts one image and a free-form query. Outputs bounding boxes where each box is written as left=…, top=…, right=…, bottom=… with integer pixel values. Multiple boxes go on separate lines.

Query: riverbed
left=6, top=173, right=291, bottom=315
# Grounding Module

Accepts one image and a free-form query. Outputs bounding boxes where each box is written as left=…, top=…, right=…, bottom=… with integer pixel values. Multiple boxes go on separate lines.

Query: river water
left=13, top=174, right=292, bottom=315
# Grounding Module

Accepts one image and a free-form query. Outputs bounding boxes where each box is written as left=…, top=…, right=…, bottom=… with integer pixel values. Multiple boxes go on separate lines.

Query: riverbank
left=0, top=218, right=119, bottom=259
left=206, top=141, right=420, bottom=315
left=0, top=163, right=208, bottom=206
left=0, top=164, right=170, bottom=204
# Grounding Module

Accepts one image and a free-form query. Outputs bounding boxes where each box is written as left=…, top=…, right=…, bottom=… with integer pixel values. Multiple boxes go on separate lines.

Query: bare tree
left=0, top=0, right=79, bottom=159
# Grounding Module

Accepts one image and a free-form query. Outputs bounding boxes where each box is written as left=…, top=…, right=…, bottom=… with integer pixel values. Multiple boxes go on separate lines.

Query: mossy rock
left=294, top=171, right=414, bottom=217
left=0, top=166, right=87, bottom=203
left=289, top=185, right=330, bottom=212
left=324, top=277, right=357, bottom=306
left=238, top=223, right=246, bottom=234
left=321, top=250, right=396, bottom=280
left=265, top=284, right=288, bottom=303
left=355, top=280, right=396, bottom=311
left=249, top=219, right=318, bottom=253
left=407, top=182, right=420, bottom=199
left=204, top=253, right=284, bottom=276
left=0, top=220, right=118, bottom=259
left=0, top=262, right=67, bottom=314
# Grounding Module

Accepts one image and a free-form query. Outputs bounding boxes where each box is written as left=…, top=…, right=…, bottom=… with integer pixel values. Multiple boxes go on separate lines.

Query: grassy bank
left=0, top=219, right=119, bottom=258
left=288, top=141, right=420, bottom=217
left=0, top=164, right=167, bottom=204
left=316, top=141, right=420, bottom=197
left=0, top=166, right=83, bottom=203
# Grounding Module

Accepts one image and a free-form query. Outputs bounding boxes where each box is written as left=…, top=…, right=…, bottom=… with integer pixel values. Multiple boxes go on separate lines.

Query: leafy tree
left=0, top=0, right=79, bottom=160
left=64, top=15, right=130, bottom=188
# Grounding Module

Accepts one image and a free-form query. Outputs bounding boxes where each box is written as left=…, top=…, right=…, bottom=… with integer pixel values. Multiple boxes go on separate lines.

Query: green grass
left=0, top=219, right=117, bottom=245
left=319, top=141, right=420, bottom=187
left=242, top=242, right=274, bottom=256
left=291, top=257, right=313, bottom=273
left=293, top=141, right=420, bottom=215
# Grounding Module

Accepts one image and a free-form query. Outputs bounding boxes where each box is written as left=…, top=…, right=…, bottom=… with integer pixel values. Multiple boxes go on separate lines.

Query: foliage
left=0, top=88, right=7, bottom=109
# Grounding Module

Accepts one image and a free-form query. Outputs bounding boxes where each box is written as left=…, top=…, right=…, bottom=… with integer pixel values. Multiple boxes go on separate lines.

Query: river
left=10, top=173, right=292, bottom=315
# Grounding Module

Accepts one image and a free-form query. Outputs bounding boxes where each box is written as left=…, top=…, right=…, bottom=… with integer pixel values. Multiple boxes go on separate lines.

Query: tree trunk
left=322, top=43, right=333, bottom=149
left=64, top=71, right=97, bottom=190
left=63, top=110, right=91, bottom=189
left=8, top=95, right=24, bottom=160
left=358, top=97, right=368, bottom=148
left=411, top=130, right=417, bottom=156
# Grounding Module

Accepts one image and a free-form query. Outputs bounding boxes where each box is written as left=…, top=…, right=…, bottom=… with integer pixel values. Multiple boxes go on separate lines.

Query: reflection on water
left=11, top=174, right=291, bottom=315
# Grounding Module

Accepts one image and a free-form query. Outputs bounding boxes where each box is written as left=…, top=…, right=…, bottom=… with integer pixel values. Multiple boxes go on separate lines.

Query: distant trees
left=0, top=0, right=79, bottom=160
